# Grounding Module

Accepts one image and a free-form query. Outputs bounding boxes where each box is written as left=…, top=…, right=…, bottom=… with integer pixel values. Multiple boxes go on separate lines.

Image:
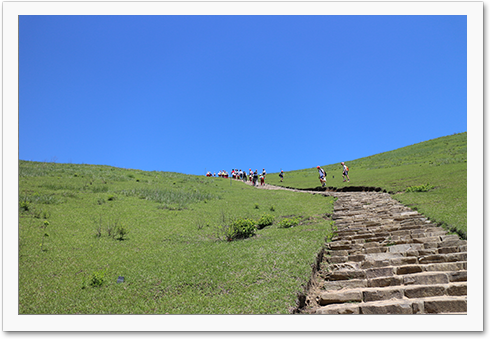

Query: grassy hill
left=17, top=132, right=467, bottom=314
left=266, top=132, right=467, bottom=239
left=18, top=161, right=334, bottom=314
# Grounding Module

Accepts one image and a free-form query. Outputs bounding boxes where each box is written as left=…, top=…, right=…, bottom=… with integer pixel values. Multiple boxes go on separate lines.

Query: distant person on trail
left=279, top=170, right=284, bottom=182
left=317, top=166, right=327, bottom=187
left=341, top=162, right=350, bottom=182
left=249, top=169, right=253, bottom=182
left=253, top=170, right=259, bottom=187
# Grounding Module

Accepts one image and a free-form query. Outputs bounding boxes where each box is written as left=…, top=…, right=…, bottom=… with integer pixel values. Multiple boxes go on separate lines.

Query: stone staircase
left=301, top=191, right=467, bottom=314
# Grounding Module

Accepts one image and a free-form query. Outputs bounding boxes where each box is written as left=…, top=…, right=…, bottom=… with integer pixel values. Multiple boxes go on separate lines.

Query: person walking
left=279, top=170, right=284, bottom=182
left=341, top=162, right=350, bottom=182
left=317, top=166, right=327, bottom=187
left=253, top=170, right=259, bottom=187
left=261, top=168, right=267, bottom=185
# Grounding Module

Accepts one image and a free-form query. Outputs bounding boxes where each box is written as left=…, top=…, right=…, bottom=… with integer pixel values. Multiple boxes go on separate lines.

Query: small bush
left=254, top=203, right=259, bottom=209
left=257, top=214, right=274, bottom=229
left=19, top=200, right=30, bottom=212
left=405, top=183, right=434, bottom=193
left=278, top=217, right=300, bottom=229
left=270, top=205, right=275, bottom=212
left=108, top=194, right=116, bottom=201
left=89, top=269, right=106, bottom=287
left=225, top=218, right=256, bottom=241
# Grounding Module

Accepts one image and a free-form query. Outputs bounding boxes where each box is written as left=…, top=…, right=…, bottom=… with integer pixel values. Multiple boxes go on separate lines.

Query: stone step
left=328, top=237, right=465, bottom=254
left=334, top=227, right=448, bottom=242
left=327, top=252, right=420, bottom=265
left=319, top=282, right=467, bottom=305
left=337, top=225, right=439, bottom=238
left=418, top=252, right=467, bottom=264
left=315, top=296, right=467, bottom=314
left=323, top=261, right=467, bottom=287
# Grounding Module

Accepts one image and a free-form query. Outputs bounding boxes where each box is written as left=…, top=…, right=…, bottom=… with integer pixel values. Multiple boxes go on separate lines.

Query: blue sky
left=19, top=15, right=467, bottom=175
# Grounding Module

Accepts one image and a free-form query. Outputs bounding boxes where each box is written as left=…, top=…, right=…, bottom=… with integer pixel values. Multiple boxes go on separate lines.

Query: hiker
left=279, top=170, right=284, bottom=182
left=317, top=166, right=327, bottom=187
left=253, top=170, right=259, bottom=186
left=341, top=162, right=350, bottom=182
left=261, top=168, right=267, bottom=185
left=249, top=169, right=253, bottom=182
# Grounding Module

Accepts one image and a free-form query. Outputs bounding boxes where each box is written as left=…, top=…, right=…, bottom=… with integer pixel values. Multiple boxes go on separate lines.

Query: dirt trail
left=248, top=180, right=467, bottom=314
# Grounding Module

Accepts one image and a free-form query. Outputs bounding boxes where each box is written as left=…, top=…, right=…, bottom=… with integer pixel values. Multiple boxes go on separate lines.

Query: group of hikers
left=205, top=162, right=350, bottom=188
left=206, top=168, right=270, bottom=187
left=317, top=162, right=350, bottom=187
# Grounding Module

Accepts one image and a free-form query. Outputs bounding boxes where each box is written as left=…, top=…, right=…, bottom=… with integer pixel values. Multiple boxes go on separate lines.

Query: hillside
left=17, top=132, right=467, bottom=314
left=18, top=160, right=335, bottom=314
left=266, top=132, right=467, bottom=238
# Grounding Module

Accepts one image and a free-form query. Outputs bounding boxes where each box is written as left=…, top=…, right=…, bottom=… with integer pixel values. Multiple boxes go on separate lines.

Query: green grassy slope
left=19, top=161, right=334, bottom=314
left=267, top=132, right=467, bottom=238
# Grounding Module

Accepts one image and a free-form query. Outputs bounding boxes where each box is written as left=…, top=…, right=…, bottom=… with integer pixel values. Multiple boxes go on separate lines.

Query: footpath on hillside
left=246, top=180, right=467, bottom=314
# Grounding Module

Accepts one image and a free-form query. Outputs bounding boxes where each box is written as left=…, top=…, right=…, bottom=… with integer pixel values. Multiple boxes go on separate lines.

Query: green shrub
left=405, top=183, right=434, bottom=193
left=278, top=217, right=300, bottom=229
left=225, top=218, right=256, bottom=241
left=19, top=200, right=30, bottom=212
left=89, top=269, right=106, bottom=287
left=257, top=214, right=274, bottom=229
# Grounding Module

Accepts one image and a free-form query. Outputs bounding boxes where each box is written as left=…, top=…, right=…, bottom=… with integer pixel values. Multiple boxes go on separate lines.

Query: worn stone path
left=248, top=181, right=467, bottom=314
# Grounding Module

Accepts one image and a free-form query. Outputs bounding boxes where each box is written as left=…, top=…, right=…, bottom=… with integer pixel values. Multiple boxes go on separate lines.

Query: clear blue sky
left=19, top=15, right=467, bottom=175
